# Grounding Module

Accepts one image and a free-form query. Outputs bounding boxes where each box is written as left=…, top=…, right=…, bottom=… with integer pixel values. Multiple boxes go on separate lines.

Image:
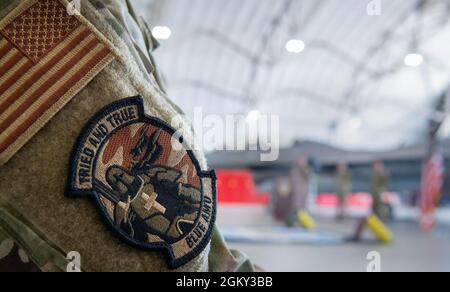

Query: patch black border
left=66, top=96, right=217, bottom=269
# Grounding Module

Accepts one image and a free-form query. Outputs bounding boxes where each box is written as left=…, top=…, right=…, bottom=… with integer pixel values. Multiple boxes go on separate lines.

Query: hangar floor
left=218, top=205, right=450, bottom=272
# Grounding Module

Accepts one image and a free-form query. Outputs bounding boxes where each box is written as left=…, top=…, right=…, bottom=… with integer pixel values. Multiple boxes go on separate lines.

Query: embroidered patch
left=0, top=0, right=117, bottom=166
left=67, top=96, right=217, bottom=269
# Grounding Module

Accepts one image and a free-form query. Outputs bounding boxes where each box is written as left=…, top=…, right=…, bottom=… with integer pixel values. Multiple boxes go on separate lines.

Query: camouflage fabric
left=0, top=236, right=41, bottom=273
left=0, top=199, right=69, bottom=272
left=208, top=228, right=255, bottom=272
left=0, top=0, right=255, bottom=272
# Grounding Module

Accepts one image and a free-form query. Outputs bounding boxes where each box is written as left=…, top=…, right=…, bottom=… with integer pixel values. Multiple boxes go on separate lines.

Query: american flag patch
left=0, top=0, right=116, bottom=166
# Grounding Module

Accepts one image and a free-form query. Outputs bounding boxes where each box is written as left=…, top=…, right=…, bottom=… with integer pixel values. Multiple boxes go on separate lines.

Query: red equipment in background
left=314, top=192, right=397, bottom=217
left=216, top=170, right=270, bottom=204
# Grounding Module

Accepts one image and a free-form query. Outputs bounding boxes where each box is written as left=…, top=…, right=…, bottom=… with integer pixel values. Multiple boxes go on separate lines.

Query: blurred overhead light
left=404, top=53, right=424, bottom=67
left=152, top=26, right=172, bottom=40
left=349, top=117, right=362, bottom=129
left=285, top=39, right=305, bottom=53
left=246, top=110, right=261, bottom=122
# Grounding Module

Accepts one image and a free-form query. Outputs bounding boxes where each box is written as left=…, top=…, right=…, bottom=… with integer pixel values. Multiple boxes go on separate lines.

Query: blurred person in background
left=371, top=160, right=389, bottom=218
left=273, top=177, right=293, bottom=222
left=336, top=162, right=352, bottom=220
left=287, top=157, right=311, bottom=226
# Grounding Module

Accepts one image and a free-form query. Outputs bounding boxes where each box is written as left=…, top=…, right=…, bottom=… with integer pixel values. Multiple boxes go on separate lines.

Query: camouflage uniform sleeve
left=0, top=0, right=68, bottom=273
left=0, top=227, right=41, bottom=272
left=104, top=0, right=257, bottom=272
left=0, top=0, right=19, bottom=19
left=0, top=200, right=70, bottom=272
left=208, top=227, right=256, bottom=272
left=0, top=0, right=257, bottom=272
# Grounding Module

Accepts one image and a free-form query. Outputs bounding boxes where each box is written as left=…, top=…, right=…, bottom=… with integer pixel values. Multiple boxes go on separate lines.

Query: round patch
left=67, top=96, right=216, bottom=269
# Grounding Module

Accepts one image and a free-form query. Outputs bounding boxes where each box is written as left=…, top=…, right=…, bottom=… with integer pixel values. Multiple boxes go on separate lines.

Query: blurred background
left=134, top=0, right=450, bottom=272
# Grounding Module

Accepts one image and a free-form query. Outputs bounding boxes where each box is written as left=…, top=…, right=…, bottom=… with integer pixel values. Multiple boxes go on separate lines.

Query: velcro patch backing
left=0, top=0, right=116, bottom=166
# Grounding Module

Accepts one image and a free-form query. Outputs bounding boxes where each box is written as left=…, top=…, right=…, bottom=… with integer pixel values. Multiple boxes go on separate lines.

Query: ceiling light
left=285, top=39, right=305, bottom=54
left=152, top=26, right=172, bottom=40
left=404, top=53, right=424, bottom=67
left=246, top=110, right=261, bottom=122
left=349, top=117, right=362, bottom=129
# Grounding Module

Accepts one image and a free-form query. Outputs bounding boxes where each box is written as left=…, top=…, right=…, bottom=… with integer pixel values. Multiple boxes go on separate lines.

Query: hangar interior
left=134, top=0, right=450, bottom=272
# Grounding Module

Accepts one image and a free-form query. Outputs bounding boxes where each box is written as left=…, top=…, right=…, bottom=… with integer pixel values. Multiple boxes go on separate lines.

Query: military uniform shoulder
left=0, top=204, right=69, bottom=272
left=0, top=0, right=254, bottom=272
